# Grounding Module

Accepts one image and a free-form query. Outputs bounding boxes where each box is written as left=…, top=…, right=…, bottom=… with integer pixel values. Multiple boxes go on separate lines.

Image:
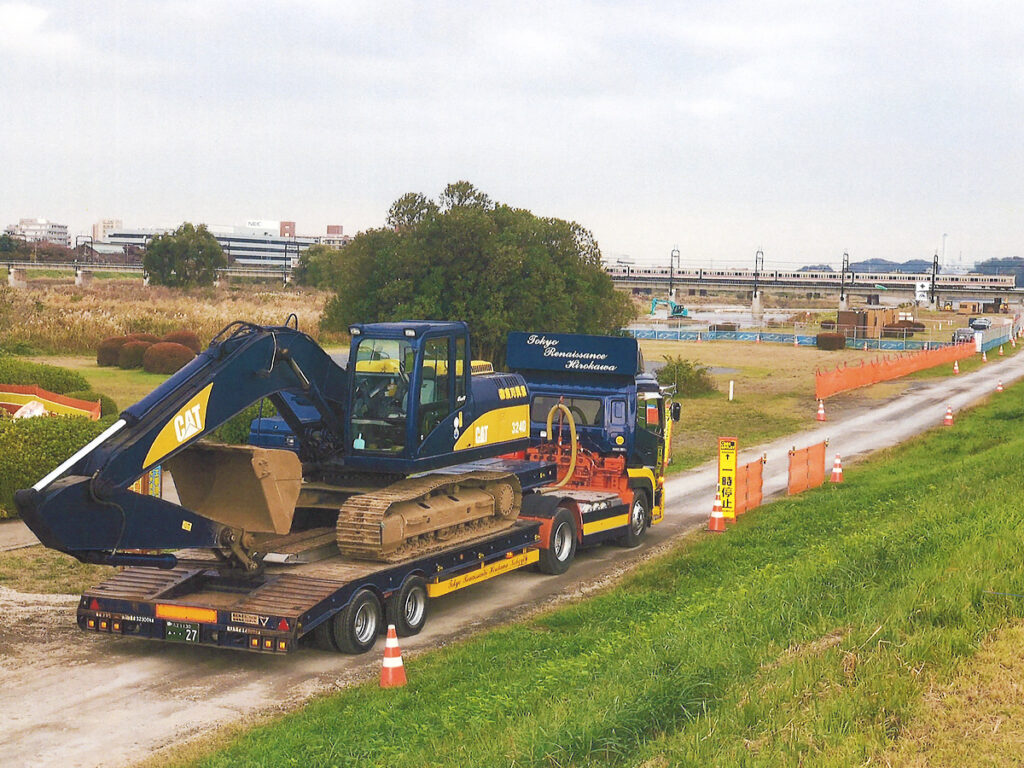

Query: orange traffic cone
left=708, top=493, right=726, bottom=533
left=863, top=341, right=868, bottom=351
left=1012, top=337, right=1017, bottom=348
left=953, top=360, right=960, bottom=375
left=793, top=334, right=799, bottom=347
left=999, top=346, right=1004, bottom=357
left=755, top=332, right=761, bottom=343
left=830, top=454, right=844, bottom=483
left=816, top=400, right=827, bottom=422
left=997, top=380, right=1004, bottom=393
left=943, top=405, right=954, bottom=427
left=983, top=350, right=988, bottom=362
left=696, top=332, right=702, bottom=343
left=380, top=625, right=407, bottom=688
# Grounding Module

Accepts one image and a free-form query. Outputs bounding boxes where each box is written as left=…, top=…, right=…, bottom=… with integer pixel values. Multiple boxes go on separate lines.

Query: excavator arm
left=15, top=321, right=348, bottom=569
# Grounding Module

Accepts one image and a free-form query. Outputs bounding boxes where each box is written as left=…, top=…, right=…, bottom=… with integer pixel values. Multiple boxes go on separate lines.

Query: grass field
left=0, top=546, right=109, bottom=594
left=163, top=379, right=1024, bottom=768
left=641, top=341, right=913, bottom=470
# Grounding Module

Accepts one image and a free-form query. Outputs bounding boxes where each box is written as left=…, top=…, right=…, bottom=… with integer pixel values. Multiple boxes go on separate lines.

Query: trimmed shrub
left=126, top=332, right=162, bottom=344
left=816, top=332, right=846, bottom=350
left=0, top=356, right=90, bottom=393
left=117, top=340, right=152, bottom=369
left=143, top=342, right=196, bottom=375
left=162, top=330, right=203, bottom=354
left=207, top=400, right=278, bottom=445
left=65, top=389, right=119, bottom=418
left=96, top=335, right=130, bottom=366
left=0, top=416, right=109, bottom=517
left=655, top=355, right=716, bottom=397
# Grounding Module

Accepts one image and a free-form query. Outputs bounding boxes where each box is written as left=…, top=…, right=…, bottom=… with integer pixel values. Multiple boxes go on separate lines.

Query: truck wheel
left=312, top=619, right=339, bottom=652
left=331, top=589, right=382, bottom=654
left=386, top=575, right=429, bottom=637
left=617, top=491, right=649, bottom=548
left=537, top=507, right=577, bottom=575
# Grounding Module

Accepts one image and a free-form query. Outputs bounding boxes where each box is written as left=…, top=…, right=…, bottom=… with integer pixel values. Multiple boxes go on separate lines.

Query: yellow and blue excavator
left=17, top=319, right=677, bottom=577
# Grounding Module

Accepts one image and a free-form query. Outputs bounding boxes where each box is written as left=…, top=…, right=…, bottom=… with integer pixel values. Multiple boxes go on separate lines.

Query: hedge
left=143, top=342, right=196, bottom=375
left=97, top=336, right=130, bottom=367
left=126, top=332, right=162, bottom=344
left=64, top=389, right=119, bottom=418
left=162, top=330, right=203, bottom=354
left=816, top=332, right=846, bottom=350
left=0, top=416, right=110, bottom=518
left=0, top=356, right=90, bottom=394
left=118, top=340, right=152, bottom=369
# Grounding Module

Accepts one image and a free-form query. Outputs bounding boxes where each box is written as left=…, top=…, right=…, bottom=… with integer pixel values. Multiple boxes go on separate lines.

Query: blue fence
left=625, top=328, right=952, bottom=351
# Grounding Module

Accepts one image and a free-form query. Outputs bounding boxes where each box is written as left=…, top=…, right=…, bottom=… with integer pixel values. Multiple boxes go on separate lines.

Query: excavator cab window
left=351, top=337, right=413, bottom=453
left=419, top=336, right=453, bottom=441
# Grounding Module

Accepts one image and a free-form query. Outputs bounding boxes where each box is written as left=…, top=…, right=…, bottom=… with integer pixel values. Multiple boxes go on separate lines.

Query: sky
left=1, top=1, right=1022, bottom=269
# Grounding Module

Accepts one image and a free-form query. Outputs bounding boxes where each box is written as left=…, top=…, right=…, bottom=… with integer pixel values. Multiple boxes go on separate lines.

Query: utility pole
left=930, top=251, right=939, bottom=307
left=753, top=249, right=764, bottom=297
left=669, top=247, right=680, bottom=300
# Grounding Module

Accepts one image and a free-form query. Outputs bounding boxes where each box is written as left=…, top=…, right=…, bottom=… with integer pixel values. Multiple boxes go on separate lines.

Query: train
left=604, top=263, right=1016, bottom=290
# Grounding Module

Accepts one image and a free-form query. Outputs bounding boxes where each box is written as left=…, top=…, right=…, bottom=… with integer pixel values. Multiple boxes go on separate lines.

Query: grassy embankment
left=159, top=379, right=1024, bottom=768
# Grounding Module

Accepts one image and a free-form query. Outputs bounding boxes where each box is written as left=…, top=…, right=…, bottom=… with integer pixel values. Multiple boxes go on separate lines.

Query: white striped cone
left=953, top=360, right=959, bottom=374
left=983, top=351, right=988, bottom=362
left=816, top=400, right=827, bottom=422
left=380, top=624, right=407, bottom=688
left=997, top=380, right=1004, bottom=393
left=830, top=454, right=843, bottom=483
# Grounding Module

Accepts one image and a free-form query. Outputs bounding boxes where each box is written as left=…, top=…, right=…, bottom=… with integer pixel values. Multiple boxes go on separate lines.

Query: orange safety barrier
left=815, top=342, right=975, bottom=400
left=734, top=456, right=766, bottom=515
left=788, top=441, right=826, bottom=495
left=0, top=384, right=102, bottom=420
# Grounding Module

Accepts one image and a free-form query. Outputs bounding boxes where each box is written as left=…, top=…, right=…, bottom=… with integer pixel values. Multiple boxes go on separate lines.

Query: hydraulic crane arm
left=15, top=321, right=348, bottom=568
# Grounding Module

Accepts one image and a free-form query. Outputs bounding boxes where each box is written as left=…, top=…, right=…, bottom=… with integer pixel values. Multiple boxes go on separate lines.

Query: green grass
left=30, top=355, right=169, bottom=410
left=0, top=546, right=110, bottom=594
left=174, top=383, right=1024, bottom=768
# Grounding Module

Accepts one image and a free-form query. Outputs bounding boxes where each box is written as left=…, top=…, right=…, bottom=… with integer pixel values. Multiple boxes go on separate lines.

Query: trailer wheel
left=537, top=507, right=577, bottom=575
left=617, top=491, right=649, bottom=548
left=386, top=575, right=429, bottom=637
left=312, top=619, right=339, bottom=652
left=332, top=589, right=382, bottom=654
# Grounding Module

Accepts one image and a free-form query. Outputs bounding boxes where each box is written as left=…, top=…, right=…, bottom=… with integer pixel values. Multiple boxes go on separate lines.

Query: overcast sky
left=1, top=1, right=1022, bottom=268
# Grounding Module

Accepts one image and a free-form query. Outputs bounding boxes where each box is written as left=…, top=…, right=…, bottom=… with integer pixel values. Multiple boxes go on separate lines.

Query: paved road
left=3, top=352, right=1024, bottom=768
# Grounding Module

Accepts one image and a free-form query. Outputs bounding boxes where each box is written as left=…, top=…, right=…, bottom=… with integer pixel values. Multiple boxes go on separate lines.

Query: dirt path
left=3, top=353, right=1024, bottom=768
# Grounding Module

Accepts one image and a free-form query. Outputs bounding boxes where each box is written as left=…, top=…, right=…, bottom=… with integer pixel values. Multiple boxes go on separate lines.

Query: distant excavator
left=649, top=298, right=689, bottom=318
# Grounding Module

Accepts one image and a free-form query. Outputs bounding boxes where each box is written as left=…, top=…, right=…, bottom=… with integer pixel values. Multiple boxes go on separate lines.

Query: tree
left=143, top=223, right=226, bottom=287
left=321, top=183, right=636, bottom=365
left=292, top=243, right=345, bottom=288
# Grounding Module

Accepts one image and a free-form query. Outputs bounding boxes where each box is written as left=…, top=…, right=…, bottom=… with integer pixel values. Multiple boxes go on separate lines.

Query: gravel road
left=3, top=351, right=1023, bottom=768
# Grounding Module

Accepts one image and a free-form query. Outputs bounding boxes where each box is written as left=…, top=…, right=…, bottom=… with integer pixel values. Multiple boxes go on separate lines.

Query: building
left=91, top=218, right=122, bottom=244
left=4, top=218, right=70, bottom=247
left=103, top=220, right=344, bottom=267
left=319, top=224, right=352, bottom=249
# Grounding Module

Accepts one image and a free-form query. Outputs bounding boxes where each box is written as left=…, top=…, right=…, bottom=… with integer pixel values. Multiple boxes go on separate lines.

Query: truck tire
left=312, top=619, right=339, bottom=652
left=617, top=491, right=649, bottom=548
left=386, top=575, right=429, bottom=637
left=331, top=588, right=382, bottom=654
left=537, top=507, right=577, bottom=575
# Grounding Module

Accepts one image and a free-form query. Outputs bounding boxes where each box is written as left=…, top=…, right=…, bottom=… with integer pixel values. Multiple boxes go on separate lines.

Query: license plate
left=165, top=620, right=199, bottom=643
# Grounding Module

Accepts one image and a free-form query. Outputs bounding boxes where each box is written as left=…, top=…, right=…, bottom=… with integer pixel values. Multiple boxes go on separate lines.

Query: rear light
left=263, top=638, right=273, bottom=650
left=89, top=598, right=100, bottom=610
left=99, top=620, right=109, bottom=631
left=87, top=618, right=96, bottom=629
left=277, top=618, right=290, bottom=631
left=277, top=640, right=287, bottom=651
left=112, top=621, right=122, bottom=632
left=250, top=637, right=259, bottom=648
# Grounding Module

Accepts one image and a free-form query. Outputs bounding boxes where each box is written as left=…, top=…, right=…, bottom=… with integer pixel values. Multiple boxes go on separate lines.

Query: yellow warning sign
left=718, top=437, right=738, bottom=521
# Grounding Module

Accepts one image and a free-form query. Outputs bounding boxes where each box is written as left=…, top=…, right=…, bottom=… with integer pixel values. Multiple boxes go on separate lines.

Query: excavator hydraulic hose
left=543, top=402, right=578, bottom=490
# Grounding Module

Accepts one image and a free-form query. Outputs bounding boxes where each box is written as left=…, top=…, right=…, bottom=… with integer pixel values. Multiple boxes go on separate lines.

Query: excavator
left=17, top=319, right=540, bottom=573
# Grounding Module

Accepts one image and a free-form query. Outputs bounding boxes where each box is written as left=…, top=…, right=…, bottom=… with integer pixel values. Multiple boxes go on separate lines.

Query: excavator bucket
left=164, top=444, right=302, bottom=535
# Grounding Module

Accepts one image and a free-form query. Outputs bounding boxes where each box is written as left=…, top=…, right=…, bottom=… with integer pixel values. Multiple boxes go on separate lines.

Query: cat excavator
left=16, top=319, right=536, bottom=572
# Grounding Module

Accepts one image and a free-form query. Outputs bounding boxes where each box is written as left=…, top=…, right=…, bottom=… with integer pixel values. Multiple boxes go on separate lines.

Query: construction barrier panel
left=788, top=442, right=826, bottom=496
left=734, top=456, right=765, bottom=515
left=815, top=342, right=975, bottom=400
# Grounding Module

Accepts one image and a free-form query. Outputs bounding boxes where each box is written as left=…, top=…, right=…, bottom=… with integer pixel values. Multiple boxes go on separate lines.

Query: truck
left=18, top=320, right=677, bottom=654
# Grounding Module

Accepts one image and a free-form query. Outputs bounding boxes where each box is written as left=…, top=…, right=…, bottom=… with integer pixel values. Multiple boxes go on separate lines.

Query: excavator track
left=335, top=471, right=521, bottom=562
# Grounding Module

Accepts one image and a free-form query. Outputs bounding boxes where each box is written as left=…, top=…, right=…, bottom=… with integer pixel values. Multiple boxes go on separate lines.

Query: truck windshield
left=530, top=396, right=604, bottom=427
left=351, top=338, right=414, bottom=452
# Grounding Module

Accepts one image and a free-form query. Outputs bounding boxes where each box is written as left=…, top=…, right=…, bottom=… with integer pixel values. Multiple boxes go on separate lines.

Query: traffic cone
left=953, top=360, right=959, bottom=375
left=1012, top=337, right=1017, bottom=348
left=997, top=380, right=1004, bottom=393
left=830, top=454, right=844, bottom=483
left=793, top=334, right=799, bottom=347
left=816, top=400, right=827, bottom=422
left=696, top=332, right=702, bottom=343
left=708, top=493, right=726, bottom=533
left=983, top=351, right=988, bottom=362
left=943, top=405, right=954, bottom=427
left=999, top=346, right=1004, bottom=357
left=755, top=332, right=761, bottom=343
left=380, top=625, right=407, bottom=688
left=863, top=341, right=868, bottom=351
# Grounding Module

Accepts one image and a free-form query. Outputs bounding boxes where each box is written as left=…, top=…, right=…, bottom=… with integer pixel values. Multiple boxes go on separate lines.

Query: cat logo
left=174, top=404, right=204, bottom=442
left=475, top=425, right=489, bottom=444
left=143, top=384, right=214, bottom=468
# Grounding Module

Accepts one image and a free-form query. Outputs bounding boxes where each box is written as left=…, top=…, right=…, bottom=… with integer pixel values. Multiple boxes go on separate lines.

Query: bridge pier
left=751, top=292, right=764, bottom=324
left=75, top=269, right=93, bottom=287
left=838, top=295, right=849, bottom=311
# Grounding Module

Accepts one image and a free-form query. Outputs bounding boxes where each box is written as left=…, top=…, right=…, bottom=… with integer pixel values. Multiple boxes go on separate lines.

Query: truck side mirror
left=671, top=402, right=681, bottom=422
